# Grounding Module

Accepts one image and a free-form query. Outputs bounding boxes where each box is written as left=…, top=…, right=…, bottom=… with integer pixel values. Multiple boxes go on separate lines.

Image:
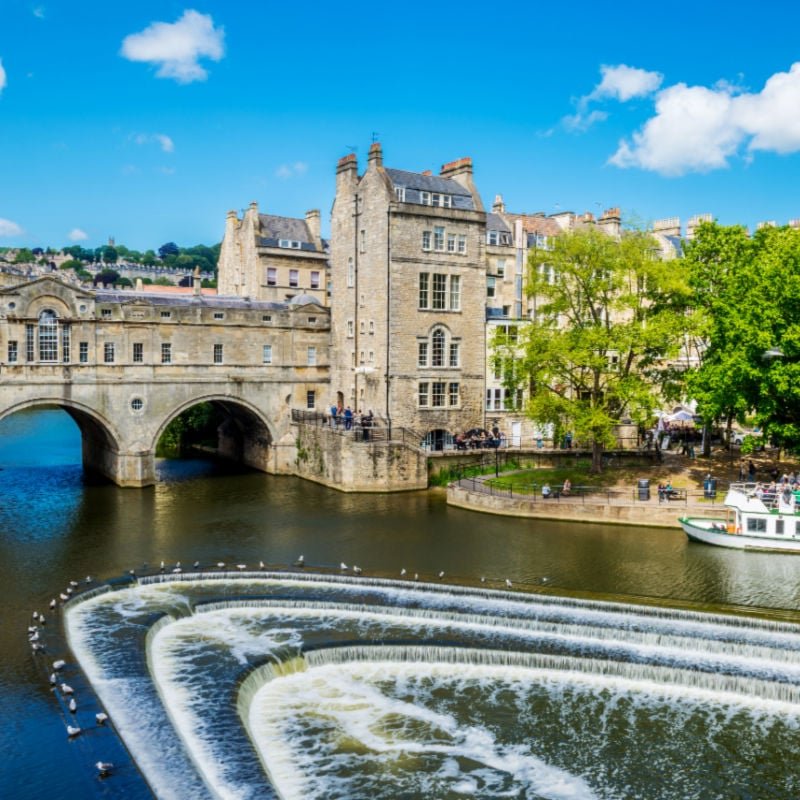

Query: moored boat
left=680, top=482, right=800, bottom=552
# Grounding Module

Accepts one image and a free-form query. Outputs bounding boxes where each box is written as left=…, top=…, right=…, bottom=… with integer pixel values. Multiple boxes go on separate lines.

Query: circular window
left=79, top=304, right=87, bottom=313
left=130, top=397, right=144, bottom=412
left=8, top=302, right=15, bottom=310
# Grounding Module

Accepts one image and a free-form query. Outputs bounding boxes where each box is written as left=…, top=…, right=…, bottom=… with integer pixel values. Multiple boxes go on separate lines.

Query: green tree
left=101, top=245, right=118, bottom=264
left=682, top=223, right=757, bottom=452
left=60, top=259, right=84, bottom=271
left=495, top=227, right=687, bottom=472
left=94, top=268, right=120, bottom=286
left=13, top=248, right=34, bottom=264
left=158, top=241, right=179, bottom=259
left=154, top=276, right=174, bottom=286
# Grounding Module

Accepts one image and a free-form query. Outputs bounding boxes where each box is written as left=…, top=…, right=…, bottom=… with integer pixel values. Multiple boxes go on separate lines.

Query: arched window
left=431, top=328, right=445, bottom=367
left=38, top=309, right=58, bottom=362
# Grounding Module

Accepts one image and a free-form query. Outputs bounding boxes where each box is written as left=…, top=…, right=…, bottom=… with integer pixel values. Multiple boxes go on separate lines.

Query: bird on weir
left=60, top=683, right=74, bottom=695
left=340, top=562, right=348, bottom=571
left=66, top=725, right=81, bottom=737
left=95, top=761, right=114, bottom=776
left=96, top=712, right=108, bottom=726
left=505, top=579, right=513, bottom=588
left=400, top=568, right=407, bottom=576
left=438, top=571, right=445, bottom=579
left=69, top=698, right=77, bottom=713
left=353, top=565, right=362, bottom=574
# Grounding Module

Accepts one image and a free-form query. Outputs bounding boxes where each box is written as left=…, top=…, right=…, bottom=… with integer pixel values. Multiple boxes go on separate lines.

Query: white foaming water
left=244, top=662, right=596, bottom=800
left=65, top=573, right=800, bottom=800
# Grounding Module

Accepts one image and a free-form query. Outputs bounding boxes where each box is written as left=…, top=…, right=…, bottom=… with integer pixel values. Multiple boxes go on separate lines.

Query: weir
left=65, top=573, right=800, bottom=800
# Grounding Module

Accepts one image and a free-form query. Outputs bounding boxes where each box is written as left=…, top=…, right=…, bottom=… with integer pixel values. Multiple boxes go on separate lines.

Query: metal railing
left=456, top=478, right=724, bottom=507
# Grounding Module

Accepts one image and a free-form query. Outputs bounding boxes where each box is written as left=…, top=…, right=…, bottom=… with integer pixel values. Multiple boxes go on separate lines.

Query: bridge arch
left=0, top=398, right=124, bottom=482
left=152, top=394, right=277, bottom=473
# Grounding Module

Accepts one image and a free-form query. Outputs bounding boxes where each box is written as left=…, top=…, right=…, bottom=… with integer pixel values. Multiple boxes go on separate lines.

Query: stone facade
left=218, top=202, right=328, bottom=305
left=329, top=145, right=487, bottom=448
left=0, top=275, right=330, bottom=485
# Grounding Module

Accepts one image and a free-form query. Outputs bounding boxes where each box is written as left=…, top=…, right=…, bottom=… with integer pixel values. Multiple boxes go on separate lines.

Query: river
left=2, top=408, right=800, bottom=799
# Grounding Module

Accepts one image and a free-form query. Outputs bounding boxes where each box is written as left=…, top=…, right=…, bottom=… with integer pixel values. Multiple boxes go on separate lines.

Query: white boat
left=680, top=482, right=800, bottom=552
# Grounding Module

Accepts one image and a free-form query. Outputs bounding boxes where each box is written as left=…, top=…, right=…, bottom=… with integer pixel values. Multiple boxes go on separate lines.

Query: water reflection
left=4, top=408, right=800, bottom=798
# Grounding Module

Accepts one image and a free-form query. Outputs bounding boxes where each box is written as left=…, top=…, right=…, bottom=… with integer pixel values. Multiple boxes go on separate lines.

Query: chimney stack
left=305, top=209, right=322, bottom=247
left=492, top=194, right=505, bottom=214
left=652, top=216, right=681, bottom=238
left=367, top=141, right=383, bottom=169
left=598, top=206, right=621, bottom=238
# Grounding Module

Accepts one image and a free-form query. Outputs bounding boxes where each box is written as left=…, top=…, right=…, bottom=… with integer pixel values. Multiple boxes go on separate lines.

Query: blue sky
left=2, top=1, right=800, bottom=250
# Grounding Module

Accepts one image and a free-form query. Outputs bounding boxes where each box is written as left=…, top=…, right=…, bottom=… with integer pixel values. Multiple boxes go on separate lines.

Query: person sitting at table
left=542, top=483, right=552, bottom=499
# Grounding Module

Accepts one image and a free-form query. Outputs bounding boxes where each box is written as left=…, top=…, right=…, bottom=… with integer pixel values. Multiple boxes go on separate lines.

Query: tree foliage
left=494, top=227, right=687, bottom=471
left=685, top=222, right=800, bottom=450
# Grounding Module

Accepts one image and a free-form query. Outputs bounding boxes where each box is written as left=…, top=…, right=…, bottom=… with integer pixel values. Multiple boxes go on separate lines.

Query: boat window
left=747, top=518, right=767, bottom=533
left=776, top=519, right=784, bottom=535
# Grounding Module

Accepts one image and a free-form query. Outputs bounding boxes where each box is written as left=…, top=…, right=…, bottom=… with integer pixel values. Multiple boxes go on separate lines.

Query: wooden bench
left=666, top=488, right=687, bottom=502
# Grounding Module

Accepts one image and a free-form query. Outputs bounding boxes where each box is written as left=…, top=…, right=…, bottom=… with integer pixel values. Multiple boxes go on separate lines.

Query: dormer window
left=278, top=239, right=302, bottom=249
left=420, top=191, right=452, bottom=208
left=487, top=231, right=499, bottom=246
left=394, top=187, right=406, bottom=202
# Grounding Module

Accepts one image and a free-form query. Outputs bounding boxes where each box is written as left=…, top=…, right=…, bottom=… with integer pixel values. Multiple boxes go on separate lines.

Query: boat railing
left=728, top=482, right=799, bottom=511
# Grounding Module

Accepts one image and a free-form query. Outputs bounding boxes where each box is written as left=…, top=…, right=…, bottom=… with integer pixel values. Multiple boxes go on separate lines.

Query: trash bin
left=704, top=478, right=717, bottom=499
left=638, top=478, right=650, bottom=501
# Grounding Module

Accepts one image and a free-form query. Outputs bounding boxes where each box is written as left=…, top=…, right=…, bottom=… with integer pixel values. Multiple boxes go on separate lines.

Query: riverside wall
left=447, top=483, right=721, bottom=528
left=291, top=422, right=427, bottom=492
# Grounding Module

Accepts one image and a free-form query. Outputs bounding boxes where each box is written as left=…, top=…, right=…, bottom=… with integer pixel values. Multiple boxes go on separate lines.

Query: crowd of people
left=327, top=405, right=376, bottom=439
left=454, top=429, right=505, bottom=450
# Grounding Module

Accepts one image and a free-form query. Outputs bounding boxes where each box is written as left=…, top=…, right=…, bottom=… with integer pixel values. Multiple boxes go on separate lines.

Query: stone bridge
left=0, top=276, right=331, bottom=486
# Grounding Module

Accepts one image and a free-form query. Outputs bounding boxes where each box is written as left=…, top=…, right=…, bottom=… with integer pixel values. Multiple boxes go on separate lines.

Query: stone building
left=217, top=201, right=328, bottom=305
left=329, top=144, right=488, bottom=448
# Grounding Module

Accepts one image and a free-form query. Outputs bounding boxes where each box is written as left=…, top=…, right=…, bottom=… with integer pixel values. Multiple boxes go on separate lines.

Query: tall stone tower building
left=330, top=143, right=487, bottom=446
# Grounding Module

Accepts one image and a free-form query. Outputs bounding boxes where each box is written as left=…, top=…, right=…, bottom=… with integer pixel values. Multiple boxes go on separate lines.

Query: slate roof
left=95, top=290, right=290, bottom=311
left=662, top=235, right=683, bottom=257
left=257, top=214, right=322, bottom=252
left=486, top=213, right=511, bottom=233
left=385, top=168, right=475, bottom=211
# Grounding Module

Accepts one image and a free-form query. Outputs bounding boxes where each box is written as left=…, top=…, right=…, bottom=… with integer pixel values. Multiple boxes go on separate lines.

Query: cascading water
left=65, top=572, right=800, bottom=800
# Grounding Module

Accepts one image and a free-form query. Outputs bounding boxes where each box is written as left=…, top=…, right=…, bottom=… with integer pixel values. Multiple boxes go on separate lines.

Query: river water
left=2, top=408, right=800, bottom=799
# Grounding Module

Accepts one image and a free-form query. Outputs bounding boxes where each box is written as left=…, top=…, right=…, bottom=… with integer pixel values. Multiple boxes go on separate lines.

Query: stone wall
left=448, top=482, right=697, bottom=528
left=291, top=421, right=427, bottom=492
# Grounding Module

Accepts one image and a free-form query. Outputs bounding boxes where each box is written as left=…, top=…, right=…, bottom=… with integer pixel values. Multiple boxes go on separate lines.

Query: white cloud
left=591, top=64, right=664, bottom=102
left=562, top=109, right=608, bottom=133
left=33, top=7, right=45, bottom=19
left=0, top=218, right=23, bottom=237
left=120, top=10, right=224, bottom=84
left=68, top=228, right=88, bottom=241
left=564, top=64, right=662, bottom=132
left=276, top=161, right=309, bottom=179
left=0, top=59, right=7, bottom=95
left=610, top=62, right=800, bottom=175
left=133, top=132, right=174, bottom=152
